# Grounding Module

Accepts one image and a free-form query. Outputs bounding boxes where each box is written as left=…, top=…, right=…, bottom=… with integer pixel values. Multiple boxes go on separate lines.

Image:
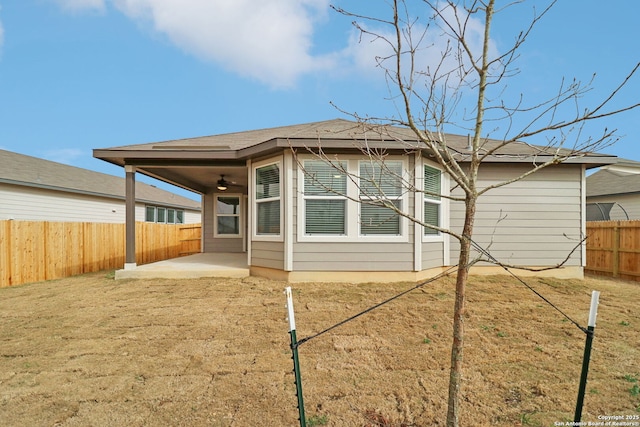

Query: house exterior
left=0, top=149, right=201, bottom=224
left=93, top=119, right=615, bottom=282
left=586, top=159, right=640, bottom=221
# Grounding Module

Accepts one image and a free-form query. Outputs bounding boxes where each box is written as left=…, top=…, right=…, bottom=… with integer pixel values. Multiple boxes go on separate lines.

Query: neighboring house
left=94, top=119, right=615, bottom=281
left=0, top=149, right=201, bottom=223
left=586, top=159, right=640, bottom=221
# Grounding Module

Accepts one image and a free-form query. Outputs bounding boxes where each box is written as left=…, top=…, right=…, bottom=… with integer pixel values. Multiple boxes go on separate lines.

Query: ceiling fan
left=217, top=175, right=236, bottom=191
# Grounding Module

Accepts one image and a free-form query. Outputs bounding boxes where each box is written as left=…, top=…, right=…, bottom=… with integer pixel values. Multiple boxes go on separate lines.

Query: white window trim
left=252, top=157, right=284, bottom=242
left=296, top=155, right=409, bottom=243
left=357, top=158, right=409, bottom=240
left=422, top=159, right=448, bottom=243
left=214, top=193, right=243, bottom=238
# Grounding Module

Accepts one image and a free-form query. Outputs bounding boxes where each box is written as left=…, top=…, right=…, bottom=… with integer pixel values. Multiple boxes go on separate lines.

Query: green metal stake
left=285, top=287, right=306, bottom=427
left=574, top=290, right=600, bottom=423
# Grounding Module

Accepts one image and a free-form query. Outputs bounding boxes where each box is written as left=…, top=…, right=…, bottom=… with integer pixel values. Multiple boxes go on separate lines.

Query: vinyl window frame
left=214, top=194, right=243, bottom=238
left=358, top=160, right=405, bottom=237
left=300, top=159, right=348, bottom=237
left=252, top=158, right=283, bottom=242
left=421, top=159, right=447, bottom=243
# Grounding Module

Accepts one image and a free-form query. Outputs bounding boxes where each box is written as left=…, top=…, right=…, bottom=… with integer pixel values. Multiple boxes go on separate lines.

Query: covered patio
left=115, top=253, right=249, bottom=280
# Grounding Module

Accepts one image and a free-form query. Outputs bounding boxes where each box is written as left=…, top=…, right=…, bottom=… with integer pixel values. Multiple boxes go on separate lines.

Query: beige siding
left=422, top=241, right=444, bottom=269
left=449, top=164, right=583, bottom=267
left=202, top=191, right=243, bottom=252
left=293, top=242, right=414, bottom=271
left=587, top=194, right=640, bottom=220
left=251, top=241, right=284, bottom=269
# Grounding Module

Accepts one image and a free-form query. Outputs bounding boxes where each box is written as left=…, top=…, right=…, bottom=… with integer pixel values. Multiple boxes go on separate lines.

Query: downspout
left=246, top=159, right=252, bottom=268
left=414, top=153, right=423, bottom=272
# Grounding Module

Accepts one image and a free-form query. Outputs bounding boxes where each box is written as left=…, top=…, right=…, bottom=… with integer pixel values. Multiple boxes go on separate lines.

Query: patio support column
left=124, top=165, right=137, bottom=270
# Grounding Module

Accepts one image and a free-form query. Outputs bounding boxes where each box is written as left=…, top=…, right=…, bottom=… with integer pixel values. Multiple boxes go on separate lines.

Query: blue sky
left=0, top=1, right=638, bottom=200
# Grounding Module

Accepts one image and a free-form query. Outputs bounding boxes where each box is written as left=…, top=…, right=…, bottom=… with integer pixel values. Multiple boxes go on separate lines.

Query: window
left=303, top=160, right=347, bottom=235
left=215, top=195, right=241, bottom=237
left=144, top=205, right=186, bottom=224
left=297, top=156, right=409, bottom=242
left=145, top=206, right=156, bottom=222
left=359, top=161, right=403, bottom=235
left=255, top=163, right=281, bottom=236
left=423, top=165, right=442, bottom=235
left=157, top=207, right=166, bottom=223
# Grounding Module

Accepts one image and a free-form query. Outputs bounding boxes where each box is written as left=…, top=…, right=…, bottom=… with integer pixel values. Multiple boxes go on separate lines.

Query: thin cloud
left=343, top=4, right=499, bottom=87
left=112, top=0, right=336, bottom=88
left=43, top=148, right=86, bottom=165
left=48, top=0, right=499, bottom=91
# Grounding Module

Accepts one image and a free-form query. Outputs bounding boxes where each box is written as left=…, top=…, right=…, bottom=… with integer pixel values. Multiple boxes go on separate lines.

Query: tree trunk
left=446, top=195, right=476, bottom=427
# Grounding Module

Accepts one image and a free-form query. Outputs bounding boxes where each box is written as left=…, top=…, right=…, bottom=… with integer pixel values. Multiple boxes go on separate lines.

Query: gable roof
left=586, top=158, right=640, bottom=197
left=0, top=149, right=200, bottom=210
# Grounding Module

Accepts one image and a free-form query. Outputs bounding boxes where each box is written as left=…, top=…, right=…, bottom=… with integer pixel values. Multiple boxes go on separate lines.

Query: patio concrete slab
left=114, top=253, right=249, bottom=280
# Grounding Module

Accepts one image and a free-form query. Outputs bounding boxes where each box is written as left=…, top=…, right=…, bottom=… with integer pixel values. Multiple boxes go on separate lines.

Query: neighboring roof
left=606, top=158, right=640, bottom=169
left=0, top=149, right=201, bottom=210
left=586, top=158, right=640, bottom=197
left=93, top=118, right=617, bottom=193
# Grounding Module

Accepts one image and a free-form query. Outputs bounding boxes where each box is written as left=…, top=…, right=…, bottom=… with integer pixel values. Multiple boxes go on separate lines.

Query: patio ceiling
left=136, top=163, right=248, bottom=195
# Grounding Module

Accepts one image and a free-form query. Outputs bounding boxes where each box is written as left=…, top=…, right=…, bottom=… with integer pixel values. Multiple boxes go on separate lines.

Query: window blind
left=424, top=165, right=441, bottom=200
left=424, top=203, right=440, bottom=235
left=305, top=199, right=346, bottom=235
left=256, top=164, right=280, bottom=199
left=304, top=161, right=347, bottom=196
left=257, top=200, right=280, bottom=235
left=361, top=200, right=401, bottom=235
left=359, top=162, right=403, bottom=197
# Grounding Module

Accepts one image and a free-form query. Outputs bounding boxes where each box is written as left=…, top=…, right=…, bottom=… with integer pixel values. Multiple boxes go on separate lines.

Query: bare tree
left=295, top=1, right=640, bottom=425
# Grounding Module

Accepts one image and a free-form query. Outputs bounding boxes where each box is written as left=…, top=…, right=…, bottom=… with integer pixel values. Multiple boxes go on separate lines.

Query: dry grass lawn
left=0, top=272, right=638, bottom=426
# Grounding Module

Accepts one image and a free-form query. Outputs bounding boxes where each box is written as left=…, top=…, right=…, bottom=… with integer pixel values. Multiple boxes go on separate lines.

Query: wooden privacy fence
left=586, top=220, right=640, bottom=282
left=0, top=220, right=202, bottom=287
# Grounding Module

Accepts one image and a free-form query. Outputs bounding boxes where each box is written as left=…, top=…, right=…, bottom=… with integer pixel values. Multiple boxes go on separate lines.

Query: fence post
left=285, top=287, right=306, bottom=427
left=574, top=290, right=600, bottom=423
